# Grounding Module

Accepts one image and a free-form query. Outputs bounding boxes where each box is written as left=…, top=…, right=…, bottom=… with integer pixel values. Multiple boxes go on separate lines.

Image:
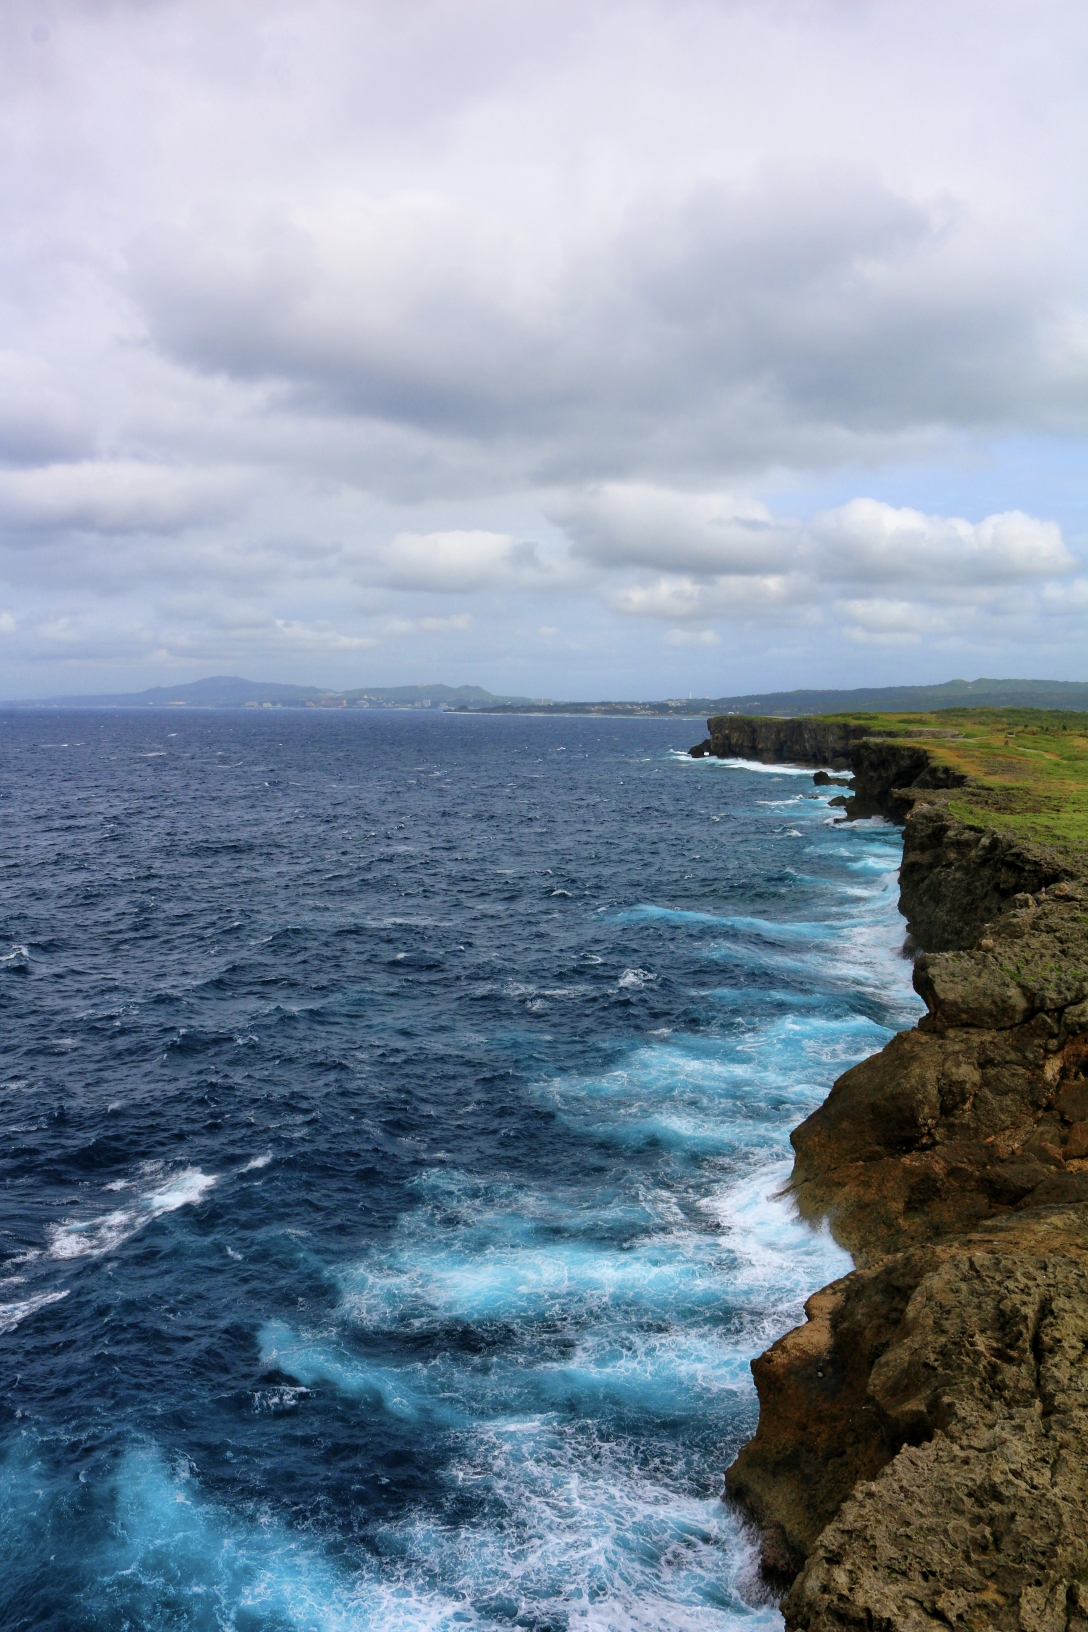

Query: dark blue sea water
left=0, top=710, right=921, bottom=1632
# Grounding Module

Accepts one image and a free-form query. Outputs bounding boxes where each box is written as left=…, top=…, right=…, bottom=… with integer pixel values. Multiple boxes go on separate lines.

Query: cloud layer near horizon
left=0, top=0, right=1086, bottom=695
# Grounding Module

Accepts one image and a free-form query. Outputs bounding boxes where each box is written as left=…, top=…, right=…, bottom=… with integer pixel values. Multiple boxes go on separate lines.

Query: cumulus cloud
left=615, top=571, right=803, bottom=621
left=595, top=486, right=1078, bottom=658
left=814, top=500, right=1073, bottom=586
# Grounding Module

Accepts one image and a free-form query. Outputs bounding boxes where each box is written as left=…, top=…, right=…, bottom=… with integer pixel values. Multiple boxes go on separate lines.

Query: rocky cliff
left=690, top=715, right=971, bottom=819
left=690, top=716, right=869, bottom=770
left=707, top=723, right=1088, bottom=1629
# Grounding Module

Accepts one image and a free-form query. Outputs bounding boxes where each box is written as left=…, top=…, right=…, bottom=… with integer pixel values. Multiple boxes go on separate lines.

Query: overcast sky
left=1, top=0, right=1086, bottom=699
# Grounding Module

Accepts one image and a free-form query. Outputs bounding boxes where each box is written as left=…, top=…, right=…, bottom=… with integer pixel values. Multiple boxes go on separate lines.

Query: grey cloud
left=0, top=461, right=247, bottom=537
left=0, top=353, right=93, bottom=467
left=126, top=162, right=1086, bottom=490
left=552, top=484, right=798, bottom=575
left=0, top=0, right=1086, bottom=693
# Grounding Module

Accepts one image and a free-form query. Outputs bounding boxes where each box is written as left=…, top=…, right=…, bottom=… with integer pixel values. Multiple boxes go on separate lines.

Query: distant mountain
left=4, top=675, right=537, bottom=709
left=6, top=675, right=326, bottom=708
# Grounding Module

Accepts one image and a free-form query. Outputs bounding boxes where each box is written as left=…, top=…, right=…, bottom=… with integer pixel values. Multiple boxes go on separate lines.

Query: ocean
left=0, top=709, right=921, bottom=1631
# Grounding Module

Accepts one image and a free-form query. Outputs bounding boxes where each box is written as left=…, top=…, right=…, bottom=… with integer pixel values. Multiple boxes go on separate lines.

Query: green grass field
left=826, top=708, right=1088, bottom=855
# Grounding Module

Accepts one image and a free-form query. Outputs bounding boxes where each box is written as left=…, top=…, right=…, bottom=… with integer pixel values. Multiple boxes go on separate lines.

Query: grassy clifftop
left=823, top=707, right=1088, bottom=853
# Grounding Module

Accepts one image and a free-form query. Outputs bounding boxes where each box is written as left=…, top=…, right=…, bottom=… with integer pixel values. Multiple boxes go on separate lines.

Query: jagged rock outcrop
left=719, top=745, right=1088, bottom=1625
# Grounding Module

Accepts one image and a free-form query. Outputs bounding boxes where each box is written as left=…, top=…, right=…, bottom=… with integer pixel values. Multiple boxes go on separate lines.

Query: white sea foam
left=239, top=1152, right=272, bottom=1173
left=47, top=1167, right=217, bottom=1260
left=618, top=966, right=656, bottom=990
left=0, top=1288, right=69, bottom=1335
left=251, top=1141, right=833, bottom=1630
left=71, top=1443, right=778, bottom=1632
left=684, top=754, right=841, bottom=778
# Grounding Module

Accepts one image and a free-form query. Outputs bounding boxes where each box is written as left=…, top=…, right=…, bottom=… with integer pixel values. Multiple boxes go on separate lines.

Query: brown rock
left=725, top=819, right=1088, bottom=1625
left=1059, top=1080, right=1088, bottom=1123
left=913, top=949, right=1032, bottom=1029
left=1065, top=1121, right=1088, bottom=1159
left=783, top=1216, right=1088, bottom=1632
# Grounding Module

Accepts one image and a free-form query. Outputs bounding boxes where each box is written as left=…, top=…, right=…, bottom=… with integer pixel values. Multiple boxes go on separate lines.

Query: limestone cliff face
left=898, top=802, right=1074, bottom=951
left=691, top=716, right=970, bottom=822
left=709, top=726, right=1088, bottom=1628
left=692, top=717, right=868, bottom=770
left=780, top=1209, right=1088, bottom=1632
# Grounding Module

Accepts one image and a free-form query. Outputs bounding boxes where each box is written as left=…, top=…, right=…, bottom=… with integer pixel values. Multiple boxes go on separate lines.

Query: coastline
left=694, top=716, right=1088, bottom=1631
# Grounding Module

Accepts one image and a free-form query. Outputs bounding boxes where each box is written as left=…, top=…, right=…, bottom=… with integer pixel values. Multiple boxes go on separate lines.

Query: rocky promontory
left=697, top=714, right=1088, bottom=1629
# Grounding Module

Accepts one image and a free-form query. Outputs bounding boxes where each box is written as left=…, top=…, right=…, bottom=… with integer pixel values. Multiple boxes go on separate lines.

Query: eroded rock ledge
left=702, top=723, right=1088, bottom=1630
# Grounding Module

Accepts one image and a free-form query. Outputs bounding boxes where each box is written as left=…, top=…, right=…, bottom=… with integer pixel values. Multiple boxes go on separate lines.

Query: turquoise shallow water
left=0, top=710, right=921, bottom=1630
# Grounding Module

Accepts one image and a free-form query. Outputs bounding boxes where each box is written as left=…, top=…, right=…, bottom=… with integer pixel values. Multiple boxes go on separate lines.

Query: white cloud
left=1041, top=577, right=1088, bottom=615
left=614, top=573, right=802, bottom=621
left=381, top=531, right=545, bottom=592
left=814, top=500, right=1073, bottom=586
left=554, top=484, right=796, bottom=574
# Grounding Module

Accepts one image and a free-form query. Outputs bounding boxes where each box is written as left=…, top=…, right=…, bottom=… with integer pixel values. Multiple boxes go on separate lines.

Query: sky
left=1, top=0, right=1086, bottom=700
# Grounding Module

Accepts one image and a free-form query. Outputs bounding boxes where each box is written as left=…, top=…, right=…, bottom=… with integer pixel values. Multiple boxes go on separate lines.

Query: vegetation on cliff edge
left=825, top=706, right=1088, bottom=852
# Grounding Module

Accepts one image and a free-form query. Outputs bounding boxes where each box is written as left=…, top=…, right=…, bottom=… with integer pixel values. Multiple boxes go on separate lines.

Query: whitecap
left=239, top=1152, right=272, bottom=1173
left=72, top=1443, right=778, bottom=1632
left=691, top=754, right=844, bottom=777
left=617, top=967, right=655, bottom=990
left=0, top=1288, right=69, bottom=1335
left=47, top=1167, right=217, bottom=1260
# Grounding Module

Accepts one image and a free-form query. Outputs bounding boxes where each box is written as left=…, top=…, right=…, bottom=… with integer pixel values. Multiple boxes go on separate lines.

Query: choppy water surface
left=0, top=710, right=921, bottom=1631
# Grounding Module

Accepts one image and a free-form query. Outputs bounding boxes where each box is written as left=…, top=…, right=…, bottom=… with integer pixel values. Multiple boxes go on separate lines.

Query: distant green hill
left=700, top=679, right=1088, bottom=715
left=472, top=679, right=1088, bottom=716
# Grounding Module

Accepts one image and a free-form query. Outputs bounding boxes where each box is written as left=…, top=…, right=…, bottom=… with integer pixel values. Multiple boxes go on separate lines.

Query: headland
left=693, top=709, right=1088, bottom=1630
